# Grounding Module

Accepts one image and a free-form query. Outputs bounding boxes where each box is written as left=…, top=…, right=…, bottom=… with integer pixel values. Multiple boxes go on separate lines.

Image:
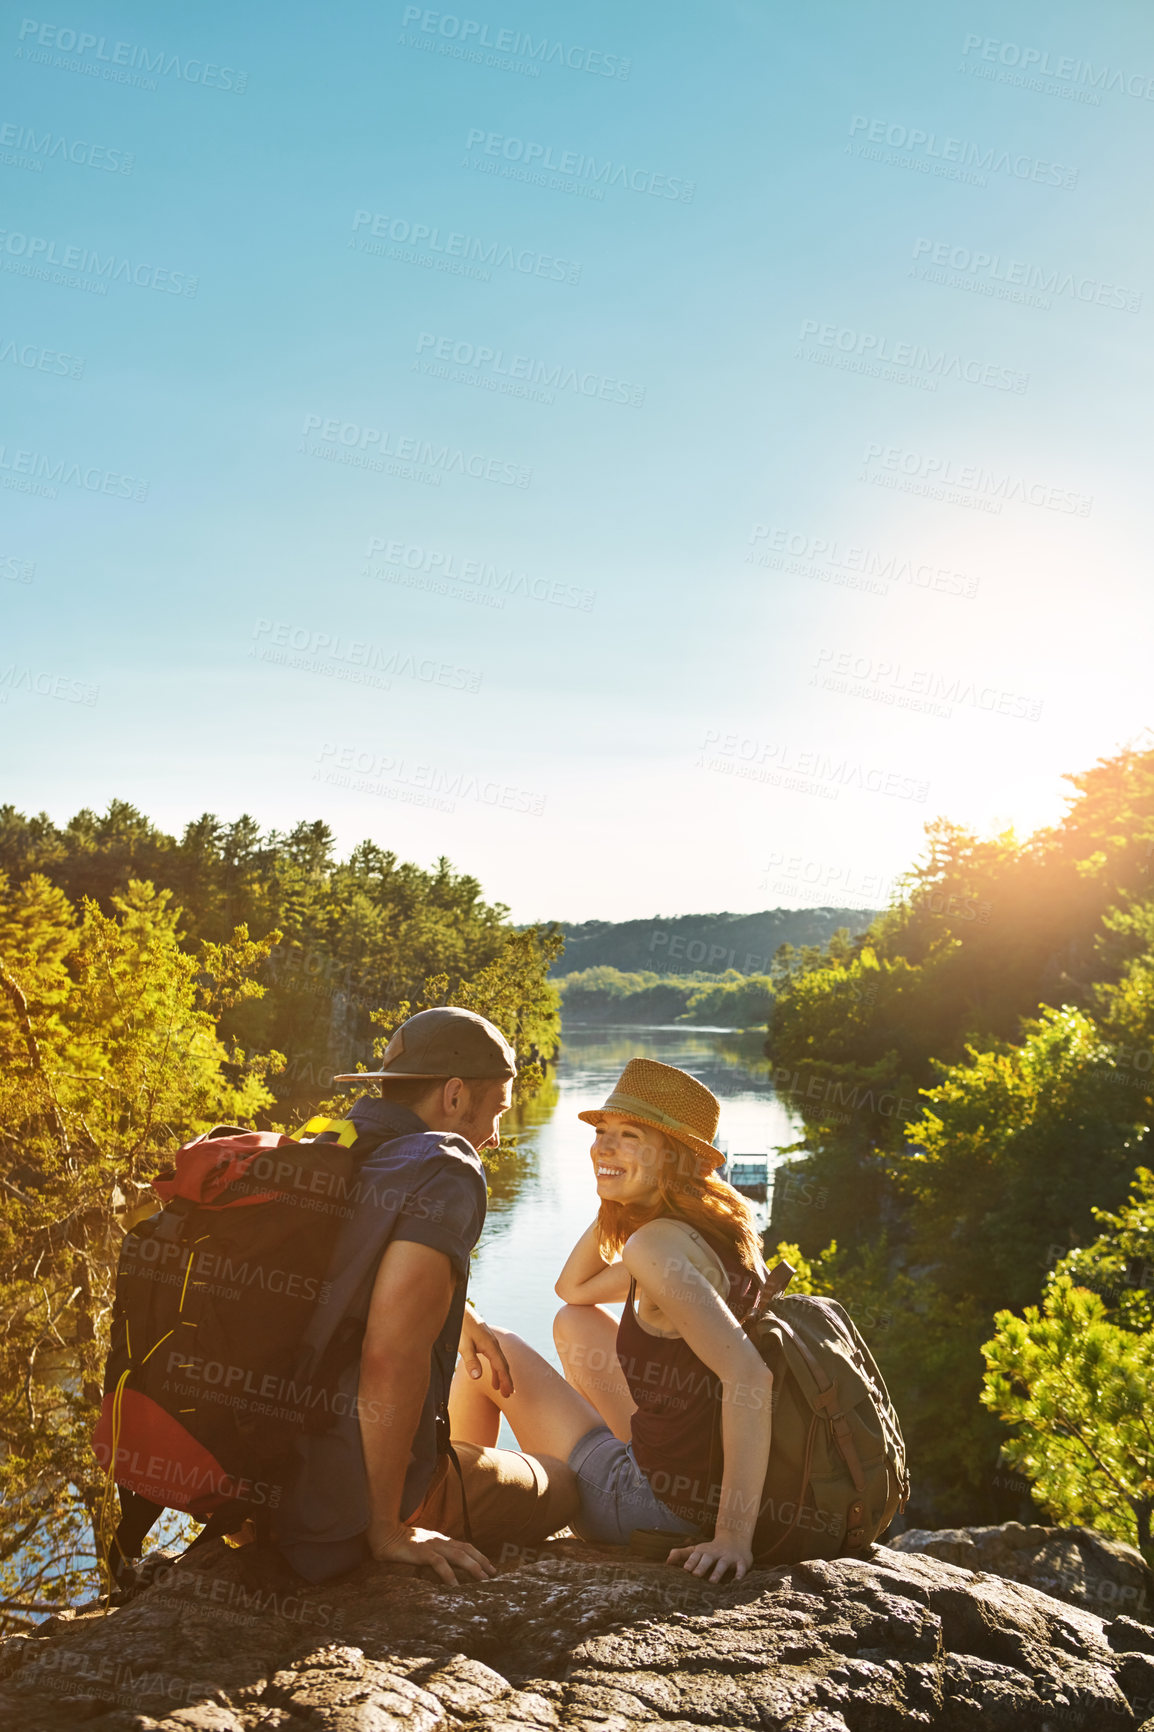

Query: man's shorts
left=567, top=1424, right=700, bottom=1547
left=408, top=1442, right=575, bottom=1562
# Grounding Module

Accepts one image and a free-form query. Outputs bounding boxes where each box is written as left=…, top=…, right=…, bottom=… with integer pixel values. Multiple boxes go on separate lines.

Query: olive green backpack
left=717, top=1263, right=910, bottom=1565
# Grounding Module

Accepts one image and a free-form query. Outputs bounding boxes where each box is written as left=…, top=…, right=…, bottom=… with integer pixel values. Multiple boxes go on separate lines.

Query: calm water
left=469, top=1023, right=800, bottom=1368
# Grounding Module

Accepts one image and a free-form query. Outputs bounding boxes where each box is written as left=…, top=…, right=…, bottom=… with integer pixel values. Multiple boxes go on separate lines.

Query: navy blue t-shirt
left=274, top=1096, right=487, bottom=1581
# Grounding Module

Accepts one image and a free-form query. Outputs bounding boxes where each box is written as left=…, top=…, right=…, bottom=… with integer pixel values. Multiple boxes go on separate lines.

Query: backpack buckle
left=764, top=1260, right=795, bottom=1299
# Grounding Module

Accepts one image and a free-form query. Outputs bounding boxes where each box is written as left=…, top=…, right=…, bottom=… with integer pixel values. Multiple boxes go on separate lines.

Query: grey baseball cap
left=333, top=1006, right=517, bottom=1086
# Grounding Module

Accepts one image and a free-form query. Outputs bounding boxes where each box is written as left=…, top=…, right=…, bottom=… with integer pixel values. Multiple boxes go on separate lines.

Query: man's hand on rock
left=370, top=1523, right=497, bottom=1586
left=666, top=1536, right=753, bottom=1584
left=459, top=1305, right=514, bottom=1396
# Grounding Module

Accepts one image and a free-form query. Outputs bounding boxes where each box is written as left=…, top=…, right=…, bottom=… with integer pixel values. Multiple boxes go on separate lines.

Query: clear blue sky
left=3, top=0, right=1152, bottom=920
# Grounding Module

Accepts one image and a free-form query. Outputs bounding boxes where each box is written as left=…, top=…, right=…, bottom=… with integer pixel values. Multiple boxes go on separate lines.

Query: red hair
left=596, top=1132, right=761, bottom=1273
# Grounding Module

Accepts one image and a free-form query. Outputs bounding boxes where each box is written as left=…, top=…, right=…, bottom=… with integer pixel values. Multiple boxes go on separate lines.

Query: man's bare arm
left=358, top=1238, right=495, bottom=1584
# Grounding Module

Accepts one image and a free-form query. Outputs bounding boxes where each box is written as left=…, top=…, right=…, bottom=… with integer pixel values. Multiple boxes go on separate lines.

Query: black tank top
left=616, top=1229, right=759, bottom=1528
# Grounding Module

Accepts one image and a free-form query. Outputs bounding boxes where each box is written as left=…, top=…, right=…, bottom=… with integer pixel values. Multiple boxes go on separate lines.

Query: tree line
left=558, top=966, right=775, bottom=1027
left=767, top=743, right=1154, bottom=1558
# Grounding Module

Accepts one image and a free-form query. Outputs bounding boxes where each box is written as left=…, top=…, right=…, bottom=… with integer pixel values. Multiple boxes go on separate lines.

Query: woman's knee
left=554, top=1304, right=602, bottom=1359
left=553, top=1305, right=580, bottom=1350
left=554, top=1306, right=614, bottom=1379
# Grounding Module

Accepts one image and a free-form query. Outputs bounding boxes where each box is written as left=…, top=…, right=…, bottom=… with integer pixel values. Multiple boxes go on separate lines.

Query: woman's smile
left=589, top=1114, right=667, bottom=1202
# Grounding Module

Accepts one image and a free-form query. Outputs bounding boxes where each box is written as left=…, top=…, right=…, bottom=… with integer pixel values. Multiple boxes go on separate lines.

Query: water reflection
left=471, top=1023, right=800, bottom=1365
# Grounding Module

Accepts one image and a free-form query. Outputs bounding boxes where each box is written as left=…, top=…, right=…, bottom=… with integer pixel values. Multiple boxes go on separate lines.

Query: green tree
left=327, top=925, right=565, bottom=1169
left=683, top=971, right=774, bottom=1027
left=982, top=1276, right=1154, bottom=1562
left=1051, top=1168, right=1154, bottom=1338
left=763, top=743, right=1154, bottom=1525
left=0, top=807, right=563, bottom=1118
left=901, top=1006, right=1149, bottom=1315
left=0, top=875, right=279, bottom=1628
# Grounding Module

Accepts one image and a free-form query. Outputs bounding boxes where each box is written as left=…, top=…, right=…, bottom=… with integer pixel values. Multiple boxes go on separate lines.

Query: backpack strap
left=770, top=1308, right=867, bottom=1494
left=108, top=1489, right=166, bottom=1588
left=743, top=1260, right=794, bottom=1327
left=445, top=1444, right=474, bottom=1545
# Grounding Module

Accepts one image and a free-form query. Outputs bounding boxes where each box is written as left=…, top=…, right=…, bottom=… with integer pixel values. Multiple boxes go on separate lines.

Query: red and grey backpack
left=93, top=1115, right=374, bottom=1586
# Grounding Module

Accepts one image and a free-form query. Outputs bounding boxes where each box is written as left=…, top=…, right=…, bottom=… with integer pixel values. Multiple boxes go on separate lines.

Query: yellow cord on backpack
left=292, top=1115, right=359, bottom=1147
left=96, top=1366, right=132, bottom=1607
left=96, top=1313, right=177, bottom=1607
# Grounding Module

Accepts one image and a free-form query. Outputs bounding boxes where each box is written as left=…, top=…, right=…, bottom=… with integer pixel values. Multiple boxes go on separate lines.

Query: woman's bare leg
left=553, top=1304, right=635, bottom=1441
left=449, top=1327, right=606, bottom=1460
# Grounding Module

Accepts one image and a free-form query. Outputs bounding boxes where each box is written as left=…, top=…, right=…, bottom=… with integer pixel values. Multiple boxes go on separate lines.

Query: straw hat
left=577, top=1057, right=724, bottom=1172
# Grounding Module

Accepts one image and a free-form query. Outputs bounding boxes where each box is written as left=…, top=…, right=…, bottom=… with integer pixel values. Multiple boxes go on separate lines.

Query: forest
left=557, top=965, right=775, bottom=1027
left=766, top=742, right=1154, bottom=1558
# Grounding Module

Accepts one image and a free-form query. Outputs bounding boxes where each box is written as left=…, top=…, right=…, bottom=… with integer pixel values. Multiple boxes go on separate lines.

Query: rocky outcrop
left=2, top=1534, right=1154, bottom=1731
left=892, top=1521, right=1154, bottom=1623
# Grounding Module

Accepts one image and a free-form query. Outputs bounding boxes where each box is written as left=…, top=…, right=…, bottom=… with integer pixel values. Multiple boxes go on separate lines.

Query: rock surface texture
left=2, top=1534, right=1154, bottom=1731
left=892, top=1522, right=1154, bottom=1624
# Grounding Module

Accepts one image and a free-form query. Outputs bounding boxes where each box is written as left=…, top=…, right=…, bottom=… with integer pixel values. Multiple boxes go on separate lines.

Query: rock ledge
left=2, top=1535, right=1154, bottom=1731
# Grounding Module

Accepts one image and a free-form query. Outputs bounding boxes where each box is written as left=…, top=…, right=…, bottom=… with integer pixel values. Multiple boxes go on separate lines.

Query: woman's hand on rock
left=666, top=1537, right=753, bottom=1583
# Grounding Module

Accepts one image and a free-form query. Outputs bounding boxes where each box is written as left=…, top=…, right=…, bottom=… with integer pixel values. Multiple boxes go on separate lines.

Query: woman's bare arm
left=555, top=1219, right=632, bottom=1304
left=622, top=1219, right=774, bottom=1582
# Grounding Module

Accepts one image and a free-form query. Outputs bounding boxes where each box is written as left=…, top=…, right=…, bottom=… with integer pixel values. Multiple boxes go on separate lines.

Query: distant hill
left=550, top=908, right=878, bottom=977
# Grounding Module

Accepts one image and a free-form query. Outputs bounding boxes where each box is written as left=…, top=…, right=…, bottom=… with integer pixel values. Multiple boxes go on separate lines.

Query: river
left=469, top=1022, right=800, bottom=1376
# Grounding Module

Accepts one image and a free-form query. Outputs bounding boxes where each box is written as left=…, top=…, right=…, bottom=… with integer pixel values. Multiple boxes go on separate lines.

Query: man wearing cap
left=274, top=1008, right=576, bottom=1586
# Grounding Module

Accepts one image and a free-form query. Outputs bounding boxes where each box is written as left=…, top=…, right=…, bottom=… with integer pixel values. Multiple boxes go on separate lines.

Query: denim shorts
left=568, top=1424, right=701, bottom=1547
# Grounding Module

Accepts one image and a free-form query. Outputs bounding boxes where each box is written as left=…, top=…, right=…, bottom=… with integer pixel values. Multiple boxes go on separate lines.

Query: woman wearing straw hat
left=448, top=1058, right=775, bottom=1583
